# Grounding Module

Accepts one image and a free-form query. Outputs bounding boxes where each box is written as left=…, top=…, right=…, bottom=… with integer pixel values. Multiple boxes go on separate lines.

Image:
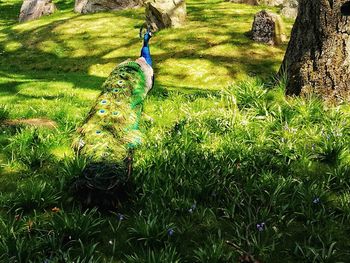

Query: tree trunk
left=280, top=0, right=350, bottom=101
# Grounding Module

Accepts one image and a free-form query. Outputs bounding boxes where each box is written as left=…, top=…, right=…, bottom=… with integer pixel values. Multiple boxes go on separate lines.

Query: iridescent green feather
left=72, top=61, right=149, bottom=192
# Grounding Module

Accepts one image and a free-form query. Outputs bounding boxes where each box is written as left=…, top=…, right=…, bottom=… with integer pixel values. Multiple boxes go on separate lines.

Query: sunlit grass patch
left=1, top=0, right=291, bottom=96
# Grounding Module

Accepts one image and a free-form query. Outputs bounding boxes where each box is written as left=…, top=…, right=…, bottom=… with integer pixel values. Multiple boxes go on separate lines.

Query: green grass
left=2, top=0, right=350, bottom=262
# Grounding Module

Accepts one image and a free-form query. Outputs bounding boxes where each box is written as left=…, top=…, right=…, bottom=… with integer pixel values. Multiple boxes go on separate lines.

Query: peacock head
left=144, top=30, right=152, bottom=42
left=140, top=24, right=153, bottom=43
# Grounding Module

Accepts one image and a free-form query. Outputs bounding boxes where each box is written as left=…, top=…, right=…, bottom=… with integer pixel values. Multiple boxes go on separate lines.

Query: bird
left=72, top=25, right=154, bottom=205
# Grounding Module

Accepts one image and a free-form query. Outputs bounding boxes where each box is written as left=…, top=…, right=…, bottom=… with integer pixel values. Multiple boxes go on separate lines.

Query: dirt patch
left=3, top=118, right=57, bottom=129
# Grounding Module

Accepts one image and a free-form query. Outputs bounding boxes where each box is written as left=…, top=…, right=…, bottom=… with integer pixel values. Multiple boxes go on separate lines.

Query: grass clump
left=2, top=0, right=350, bottom=262
left=2, top=77, right=350, bottom=262
left=5, top=128, right=56, bottom=169
left=0, top=105, right=9, bottom=121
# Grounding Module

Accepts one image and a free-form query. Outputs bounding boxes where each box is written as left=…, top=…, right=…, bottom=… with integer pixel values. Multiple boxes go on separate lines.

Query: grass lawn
left=1, top=0, right=350, bottom=262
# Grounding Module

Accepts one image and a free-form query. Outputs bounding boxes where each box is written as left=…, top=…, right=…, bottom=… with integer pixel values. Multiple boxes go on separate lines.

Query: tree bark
left=280, top=0, right=350, bottom=101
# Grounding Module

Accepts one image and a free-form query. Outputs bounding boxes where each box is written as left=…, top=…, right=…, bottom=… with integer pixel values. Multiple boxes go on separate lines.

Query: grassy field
left=2, top=0, right=350, bottom=262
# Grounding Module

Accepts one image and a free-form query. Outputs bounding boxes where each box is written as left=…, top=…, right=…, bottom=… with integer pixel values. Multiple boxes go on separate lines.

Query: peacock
left=72, top=25, right=154, bottom=205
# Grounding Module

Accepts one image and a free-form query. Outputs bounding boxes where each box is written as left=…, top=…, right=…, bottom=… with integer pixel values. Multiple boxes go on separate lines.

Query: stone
left=260, top=0, right=284, bottom=5
left=146, top=0, right=187, bottom=32
left=19, top=0, right=56, bottom=22
left=281, top=6, right=298, bottom=18
left=281, top=0, right=298, bottom=18
left=74, top=0, right=144, bottom=14
left=251, top=10, right=286, bottom=45
left=225, top=0, right=259, bottom=4
left=226, top=0, right=283, bottom=6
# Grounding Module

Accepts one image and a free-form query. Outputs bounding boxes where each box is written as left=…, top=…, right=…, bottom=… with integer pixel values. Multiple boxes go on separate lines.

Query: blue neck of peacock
left=141, top=38, right=152, bottom=67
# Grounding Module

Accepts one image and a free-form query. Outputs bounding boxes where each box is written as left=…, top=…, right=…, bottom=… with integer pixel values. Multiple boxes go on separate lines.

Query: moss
left=273, top=12, right=286, bottom=45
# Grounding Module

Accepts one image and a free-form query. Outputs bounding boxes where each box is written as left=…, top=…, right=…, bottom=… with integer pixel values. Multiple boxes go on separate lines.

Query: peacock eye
left=112, top=111, right=119, bottom=116
left=117, top=80, right=124, bottom=86
left=120, top=72, right=127, bottom=78
left=100, top=100, right=107, bottom=105
left=95, top=130, right=102, bottom=135
left=98, top=109, right=106, bottom=114
left=112, top=88, right=119, bottom=93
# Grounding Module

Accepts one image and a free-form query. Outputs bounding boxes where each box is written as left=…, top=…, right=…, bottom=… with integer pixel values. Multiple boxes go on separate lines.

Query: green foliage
left=1, top=0, right=350, bottom=262
left=193, top=238, right=233, bottom=263
left=124, top=247, right=181, bottom=263
left=5, top=128, right=57, bottom=168
left=3, top=179, right=61, bottom=212
left=128, top=214, right=175, bottom=247
left=47, top=208, right=104, bottom=242
left=0, top=208, right=105, bottom=262
left=2, top=78, right=350, bottom=262
left=0, top=105, right=9, bottom=121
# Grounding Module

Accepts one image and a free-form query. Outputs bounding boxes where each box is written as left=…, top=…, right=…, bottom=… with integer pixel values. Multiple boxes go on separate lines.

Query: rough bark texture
left=280, top=0, right=350, bottom=100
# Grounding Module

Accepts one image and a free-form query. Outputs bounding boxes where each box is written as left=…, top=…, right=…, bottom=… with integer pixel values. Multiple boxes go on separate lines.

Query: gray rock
left=74, top=0, right=144, bottom=14
left=283, top=0, right=298, bottom=8
left=19, top=0, right=56, bottom=22
left=146, top=0, right=187, bottom=32
left=226, top=0, right=283, bottom=6
left=226, top=0, right=259, bottom=5
left=281, top=0, right=298, bottom=18
left=251, top=10, right=286, bottom=45
left=281, top=7, right=297, bottom=18
left=258, top=0, right=284, bottom=5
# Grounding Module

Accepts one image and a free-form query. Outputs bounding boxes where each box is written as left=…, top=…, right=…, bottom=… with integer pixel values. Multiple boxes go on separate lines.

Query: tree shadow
left=0, top=0, right=22, bottom=26
left=55, top=0, right=75, bottom=11
left=0, top=0, right=290, bottom=104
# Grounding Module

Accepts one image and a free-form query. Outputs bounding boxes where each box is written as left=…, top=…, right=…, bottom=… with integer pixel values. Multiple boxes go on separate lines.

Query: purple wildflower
left=189, top=203, right=196, bottom=213
left=256, top=222, right=266, bottom=232
left=167, top=228, right=175, bottom=236
left=313, top=197, right=320, bottom=204
left=117, top=213, right=124, bottom=221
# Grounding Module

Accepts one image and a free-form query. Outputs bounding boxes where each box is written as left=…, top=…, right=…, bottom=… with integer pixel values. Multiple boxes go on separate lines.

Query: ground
left=1, top=0, right=350, bottom=262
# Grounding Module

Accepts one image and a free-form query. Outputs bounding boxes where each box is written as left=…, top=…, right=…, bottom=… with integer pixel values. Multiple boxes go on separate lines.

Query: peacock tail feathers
left=72, top=59, right=153, bottom=196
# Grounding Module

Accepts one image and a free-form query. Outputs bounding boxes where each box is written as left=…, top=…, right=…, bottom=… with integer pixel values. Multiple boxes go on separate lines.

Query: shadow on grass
left=55, top=0, right=75, bottom=11
left=0, top=0, right=75, bottom=24
left=0, top=0, right=289, bottom=97
left=0, top=0, right=22, bottom=26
